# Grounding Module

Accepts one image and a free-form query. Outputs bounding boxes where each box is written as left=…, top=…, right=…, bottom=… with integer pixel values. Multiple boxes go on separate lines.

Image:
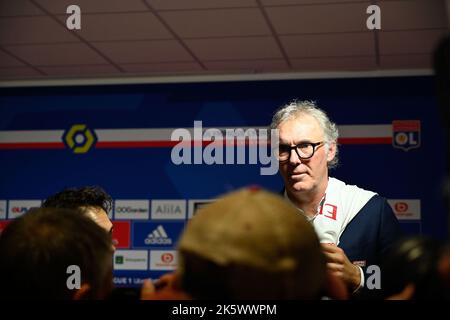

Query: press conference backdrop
left=0, top=76, right=447, bottom=287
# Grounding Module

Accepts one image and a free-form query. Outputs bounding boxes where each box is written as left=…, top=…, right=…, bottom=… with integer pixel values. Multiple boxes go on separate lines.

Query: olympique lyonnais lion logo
left=392, top=120, right=421, bottom=151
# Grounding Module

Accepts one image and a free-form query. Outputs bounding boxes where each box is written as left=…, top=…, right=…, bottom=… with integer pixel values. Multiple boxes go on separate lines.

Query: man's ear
left=326, top=142, right=337, bottom=162
left=72, top=283, right=91, bottom=300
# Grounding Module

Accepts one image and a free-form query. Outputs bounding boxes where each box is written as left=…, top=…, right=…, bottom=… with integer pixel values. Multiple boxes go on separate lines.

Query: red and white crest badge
left=392, top=120, right=421, bottom=151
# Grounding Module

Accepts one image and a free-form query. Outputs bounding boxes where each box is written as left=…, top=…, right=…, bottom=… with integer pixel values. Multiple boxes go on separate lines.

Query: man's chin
left=289, top=182, right=311, bottom=193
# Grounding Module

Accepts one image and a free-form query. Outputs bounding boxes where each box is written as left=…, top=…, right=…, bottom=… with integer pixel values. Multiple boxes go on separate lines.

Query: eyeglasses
left=277, top=141, right=324, bottom=162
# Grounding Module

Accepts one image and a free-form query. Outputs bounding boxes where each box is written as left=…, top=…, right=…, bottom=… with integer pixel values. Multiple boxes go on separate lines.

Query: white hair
left=270, top=100, right=339, bottom=169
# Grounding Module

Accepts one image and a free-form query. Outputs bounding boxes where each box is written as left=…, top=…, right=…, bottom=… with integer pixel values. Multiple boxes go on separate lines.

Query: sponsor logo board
left=133, top=222, right=185, bottom=247
left=112, top=221, right=131, bottom=249
left=150, top=250, right=177, bottom=271
left=151, top=200, right=186, bottom=220
left=113, top=250, right=148, bottom=270
left=114, top=200, right=149, bottom=220
left=188, top=199, right=215, bottom=218
left=388, top=199, right=421, bottom=220
left=8, top=200, right=41, bottom=219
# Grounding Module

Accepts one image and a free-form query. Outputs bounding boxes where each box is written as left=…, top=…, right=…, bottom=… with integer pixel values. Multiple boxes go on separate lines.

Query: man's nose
left=289, top=148, right=302, bottom=165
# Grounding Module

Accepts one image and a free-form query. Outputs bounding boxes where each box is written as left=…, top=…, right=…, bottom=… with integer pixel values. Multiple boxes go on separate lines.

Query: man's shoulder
left=340, top=195, right=397, bottom=242
left=339, top=194, right=401, bottom=264
left=355, top=195, right=392, bottom=218
left=340, top=196, right=393, bottom=239
left=362, top=193, right=389, bottom=205
left=329, top=177, right=377, bottom=196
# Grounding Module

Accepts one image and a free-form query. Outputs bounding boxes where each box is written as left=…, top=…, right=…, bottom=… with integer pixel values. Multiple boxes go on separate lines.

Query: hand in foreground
left=140, top=272, right=190, bottom=300
left=321, top=243, right=361, bottom=292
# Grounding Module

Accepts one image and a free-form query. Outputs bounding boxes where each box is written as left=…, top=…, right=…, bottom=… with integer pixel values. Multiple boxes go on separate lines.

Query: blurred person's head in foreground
left=42, top=185, right=113, bottom=234
left=433, top=36, right=450, bottom=239
left=434, top=36, right=450, bottom=137
left=382, top=236, right=450, bottom=300
left=174, top=187, right=345, bottom=299
left=0, top=207, right=114, bottom=299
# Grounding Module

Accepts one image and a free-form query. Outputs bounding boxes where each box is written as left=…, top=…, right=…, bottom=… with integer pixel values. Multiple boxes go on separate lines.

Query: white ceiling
left=0, top=0, right=448, bottom=82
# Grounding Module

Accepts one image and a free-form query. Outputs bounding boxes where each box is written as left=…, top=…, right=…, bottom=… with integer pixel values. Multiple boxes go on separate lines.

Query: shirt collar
left=284, top=190, right=326, bottom=223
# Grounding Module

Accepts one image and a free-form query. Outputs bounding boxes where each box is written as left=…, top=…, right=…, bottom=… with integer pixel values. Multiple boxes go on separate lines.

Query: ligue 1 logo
left=392, top=120, right=421, bottom=151
left=63, top=124, right=97, bottom=154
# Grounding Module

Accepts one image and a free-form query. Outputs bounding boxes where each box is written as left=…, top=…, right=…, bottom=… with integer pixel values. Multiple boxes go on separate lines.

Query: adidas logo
left=144, top=225, right=172, bottom=245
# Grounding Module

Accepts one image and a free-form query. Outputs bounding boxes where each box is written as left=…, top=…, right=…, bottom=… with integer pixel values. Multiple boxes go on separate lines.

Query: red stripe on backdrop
left=96, top=140, right=270, bottom=148
left=338, top=137, right=392, bottom=145
left=0, top=142, right=65, bottom=149
left=97, top=138, right=392, bottom=148
left=0, top=138, right=393, bottom=150
left=95, top=141, right=180, bottom=148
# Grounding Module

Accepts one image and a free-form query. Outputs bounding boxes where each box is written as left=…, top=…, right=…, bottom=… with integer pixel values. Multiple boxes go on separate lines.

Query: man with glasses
left=270, top=100, right=401, bottom=296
